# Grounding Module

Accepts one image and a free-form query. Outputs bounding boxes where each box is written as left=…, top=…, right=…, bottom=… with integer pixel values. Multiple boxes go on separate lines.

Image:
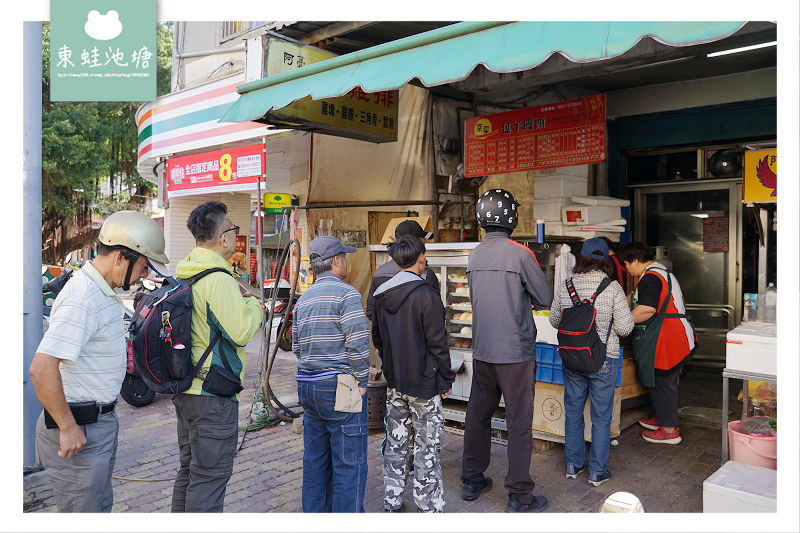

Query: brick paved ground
left=24, top=331, right=745, bottom=516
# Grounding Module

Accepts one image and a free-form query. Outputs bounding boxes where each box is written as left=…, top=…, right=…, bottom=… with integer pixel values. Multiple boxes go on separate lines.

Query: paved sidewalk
left=24, top=330, right=741, bottom=514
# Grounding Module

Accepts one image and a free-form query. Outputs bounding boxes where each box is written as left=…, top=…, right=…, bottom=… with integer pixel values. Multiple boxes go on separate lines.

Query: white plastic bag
left=555, top=244, right=576, bottom=290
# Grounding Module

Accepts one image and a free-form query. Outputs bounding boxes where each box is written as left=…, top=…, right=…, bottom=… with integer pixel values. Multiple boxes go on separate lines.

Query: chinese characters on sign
left=263, top=37, right=398, bottom=143
left=464, top=95, right=606, bottom=177
left=703, top=216, right=729, bottom=253
left=743, top=149, right=777, bottom=203
left=50, top=0, right=156, bottom=101
left=166, top=144, right=266, bottom=197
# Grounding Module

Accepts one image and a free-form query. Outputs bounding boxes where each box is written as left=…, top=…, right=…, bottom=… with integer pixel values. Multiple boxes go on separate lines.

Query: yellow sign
left=743, top=149, right=777, bottom=202
left=263, top=193, right=294, bottom=214
left=264, top=37, right=398, bottom=143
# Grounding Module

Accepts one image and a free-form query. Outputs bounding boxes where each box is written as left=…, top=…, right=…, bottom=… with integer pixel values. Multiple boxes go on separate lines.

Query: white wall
left=163, top=192, right=253, bottom=275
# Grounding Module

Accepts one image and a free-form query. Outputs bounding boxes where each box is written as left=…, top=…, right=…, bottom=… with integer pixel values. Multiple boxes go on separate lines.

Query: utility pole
left=23, top=21, right=43, bottom=468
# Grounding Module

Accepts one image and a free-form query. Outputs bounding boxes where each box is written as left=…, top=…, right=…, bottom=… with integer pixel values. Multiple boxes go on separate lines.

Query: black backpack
left=556, top=277, right=614, bottom=374
left=129, top=268, right=231, bottom=395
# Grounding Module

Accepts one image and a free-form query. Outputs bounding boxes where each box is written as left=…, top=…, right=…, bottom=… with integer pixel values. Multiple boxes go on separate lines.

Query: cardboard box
left=619, top=358, right=647, bottom=399
left=380, top=216, right=433, bottom=244
left=532, top=382, right=622, bottom=440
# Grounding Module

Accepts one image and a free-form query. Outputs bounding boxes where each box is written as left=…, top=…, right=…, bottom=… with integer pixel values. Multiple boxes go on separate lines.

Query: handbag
left=334, top=373, right=363, bottom=413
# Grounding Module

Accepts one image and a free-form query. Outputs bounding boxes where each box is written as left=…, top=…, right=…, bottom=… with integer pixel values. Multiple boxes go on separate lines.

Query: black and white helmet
left=476, top=189, right=519, bottom=230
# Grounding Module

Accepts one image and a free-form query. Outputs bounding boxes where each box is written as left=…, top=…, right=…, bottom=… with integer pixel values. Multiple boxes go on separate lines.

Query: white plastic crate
left=533, top=198, right=576, bottom=221
left=534, top=175, right=588, bottom=199
left=562, top=204, right=621, bottom=225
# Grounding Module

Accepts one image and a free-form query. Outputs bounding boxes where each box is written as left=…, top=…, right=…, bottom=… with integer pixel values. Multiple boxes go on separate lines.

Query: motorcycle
left=120, top=301, right=157, bottom=407
left=42, top=261, right=156, bottom=408
left=264, top=278, right=296, bottom=352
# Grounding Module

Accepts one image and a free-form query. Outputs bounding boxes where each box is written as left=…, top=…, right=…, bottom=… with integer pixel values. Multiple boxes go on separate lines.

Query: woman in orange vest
left=620, top=241, right=696, bottom=445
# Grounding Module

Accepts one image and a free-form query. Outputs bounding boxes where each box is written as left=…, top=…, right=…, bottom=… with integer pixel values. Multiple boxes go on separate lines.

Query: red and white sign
left=464, top=95, right=606, bottom=178
left=166, top=143, right=266, bottom=197
left=703, top=216, right=729, bottom=253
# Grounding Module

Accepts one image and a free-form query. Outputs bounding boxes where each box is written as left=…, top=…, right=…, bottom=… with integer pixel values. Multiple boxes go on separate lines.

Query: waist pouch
left=201, top=364, right=244, bottom=398
left=43, top=400, right=115, bottom=429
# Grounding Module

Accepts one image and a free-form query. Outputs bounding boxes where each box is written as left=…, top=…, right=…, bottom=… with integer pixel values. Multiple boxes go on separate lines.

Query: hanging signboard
left=262, top=192, right=297, bottom=214
left=743, top=149, right=777, bottom=203
left=258, top=37, right=398, bottom=144
left=464, top=95, right=606, bottom=178
left=166, top=143, right=265, bottom=197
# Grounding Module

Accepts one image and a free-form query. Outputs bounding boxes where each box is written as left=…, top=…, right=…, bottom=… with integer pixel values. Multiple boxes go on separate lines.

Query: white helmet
left=98, top=211, right=169, bottom=277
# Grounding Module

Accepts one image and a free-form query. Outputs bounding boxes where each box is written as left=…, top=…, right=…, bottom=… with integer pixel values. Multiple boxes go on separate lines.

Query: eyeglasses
left=221, top=225, right=239, bottom=237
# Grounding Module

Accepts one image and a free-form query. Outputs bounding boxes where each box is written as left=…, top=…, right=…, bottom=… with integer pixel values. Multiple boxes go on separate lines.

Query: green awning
left=220, top=21, right=748, bottom=123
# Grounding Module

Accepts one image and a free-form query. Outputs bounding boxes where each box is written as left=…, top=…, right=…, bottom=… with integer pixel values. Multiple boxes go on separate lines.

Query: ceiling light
left=691, top=213, right=709, bottom=219
left=707, top=41, right=777, bottom=58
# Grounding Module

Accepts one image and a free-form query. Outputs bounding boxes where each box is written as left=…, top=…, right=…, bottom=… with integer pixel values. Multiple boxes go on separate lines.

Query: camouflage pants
left=383, top=388, right=446, bottom=512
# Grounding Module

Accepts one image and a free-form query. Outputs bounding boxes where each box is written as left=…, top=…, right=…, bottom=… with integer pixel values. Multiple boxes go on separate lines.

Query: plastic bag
left=734, top=416, right=777, bottom=437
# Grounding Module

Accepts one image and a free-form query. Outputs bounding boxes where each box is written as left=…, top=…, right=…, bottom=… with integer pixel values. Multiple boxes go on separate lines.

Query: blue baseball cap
left=309, top=235, right=357, bottom=262
left=580, top=237, right=609, bottom=260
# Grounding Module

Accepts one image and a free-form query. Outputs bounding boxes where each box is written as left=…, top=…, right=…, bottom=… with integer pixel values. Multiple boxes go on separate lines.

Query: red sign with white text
left=464, top=95, right=606, bottom=177
left=166, top=143, right=265, bottom=197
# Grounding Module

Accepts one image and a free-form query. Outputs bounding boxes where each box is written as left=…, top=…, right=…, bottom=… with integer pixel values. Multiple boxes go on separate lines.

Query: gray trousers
left=171, top=394, right=239, bottom=513
left=36, top=410, right=119, bottom=512
left=383, top=388, right=446, bottom=512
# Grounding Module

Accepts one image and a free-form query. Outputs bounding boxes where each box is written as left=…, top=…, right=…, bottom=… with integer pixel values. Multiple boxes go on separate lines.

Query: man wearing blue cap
left=292, top=235, right=370, bottom=512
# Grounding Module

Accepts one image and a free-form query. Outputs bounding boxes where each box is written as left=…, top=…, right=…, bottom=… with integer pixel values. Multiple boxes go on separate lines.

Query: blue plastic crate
left=535, top=345, right=623, bottom=386
left=536, top=361, right=564, bottom=385
left=535, top=342, right=560, bottom=364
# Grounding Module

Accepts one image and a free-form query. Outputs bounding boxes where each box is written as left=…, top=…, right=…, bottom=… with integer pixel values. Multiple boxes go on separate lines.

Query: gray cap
left=309, top=235, right=357, bottom=262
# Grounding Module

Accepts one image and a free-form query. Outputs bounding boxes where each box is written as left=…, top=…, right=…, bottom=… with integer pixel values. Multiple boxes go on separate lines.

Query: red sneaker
left=638, top=416, right=660, bottom=430
left=642, top=427, right=682, bottom=444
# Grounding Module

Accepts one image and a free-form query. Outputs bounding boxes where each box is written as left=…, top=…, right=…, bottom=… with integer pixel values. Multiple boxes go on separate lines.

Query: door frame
left=630, top=179, right=742, bottom=363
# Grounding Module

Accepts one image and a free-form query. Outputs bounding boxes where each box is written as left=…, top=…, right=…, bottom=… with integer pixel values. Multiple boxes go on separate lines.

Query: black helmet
left=476, top=189, right=519, bottom=230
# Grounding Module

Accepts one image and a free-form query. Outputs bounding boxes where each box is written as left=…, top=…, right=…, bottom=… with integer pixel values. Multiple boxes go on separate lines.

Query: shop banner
left=743, top=149, right=777, bottom=203
left=464, top=95, right=605, bottom=178
left=166, top=143, right=265, bottom=197
left=262, top=37, right=398, bottom=143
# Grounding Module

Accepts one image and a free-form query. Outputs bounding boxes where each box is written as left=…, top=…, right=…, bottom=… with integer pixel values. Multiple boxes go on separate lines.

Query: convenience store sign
left=464, top=95, right=606, bottom=178
left=166, top=143, right=265, bottom=197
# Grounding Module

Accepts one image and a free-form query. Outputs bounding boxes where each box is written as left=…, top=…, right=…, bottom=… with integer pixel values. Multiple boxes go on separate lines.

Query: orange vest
left=640, top=267, right=696, bottom=370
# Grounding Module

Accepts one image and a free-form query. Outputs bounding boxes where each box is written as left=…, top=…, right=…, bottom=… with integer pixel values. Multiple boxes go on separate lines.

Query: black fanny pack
left=43, top=400, right=116, bottom=429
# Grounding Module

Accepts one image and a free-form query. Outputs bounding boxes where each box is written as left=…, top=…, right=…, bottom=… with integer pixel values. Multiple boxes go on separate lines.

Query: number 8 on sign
left=219, top=153, right=232, bottom=181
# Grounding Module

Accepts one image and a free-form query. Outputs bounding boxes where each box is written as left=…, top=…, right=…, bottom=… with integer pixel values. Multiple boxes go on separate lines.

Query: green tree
left=41, top=22, right=173, bottom=264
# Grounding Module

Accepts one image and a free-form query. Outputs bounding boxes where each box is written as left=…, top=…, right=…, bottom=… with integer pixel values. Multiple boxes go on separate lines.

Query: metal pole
left=23, top=21, right=43, bottom=468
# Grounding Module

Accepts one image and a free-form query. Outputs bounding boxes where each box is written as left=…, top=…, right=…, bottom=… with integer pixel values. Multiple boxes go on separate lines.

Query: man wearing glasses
left=171, top=201, right=263, bottom=512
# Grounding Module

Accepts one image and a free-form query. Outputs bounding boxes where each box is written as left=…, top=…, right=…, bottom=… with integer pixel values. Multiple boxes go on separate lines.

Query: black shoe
left=461, top=477, right=493, bottom=501
left=505, top=494, right=548, bottom=513
left=588, top=470, right=611, bottom=487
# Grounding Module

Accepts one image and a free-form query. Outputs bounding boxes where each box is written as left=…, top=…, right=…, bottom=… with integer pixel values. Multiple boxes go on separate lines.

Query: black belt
left=43, top=400, right=117, bottom=429
left=98, top=401, right=117, bottom=414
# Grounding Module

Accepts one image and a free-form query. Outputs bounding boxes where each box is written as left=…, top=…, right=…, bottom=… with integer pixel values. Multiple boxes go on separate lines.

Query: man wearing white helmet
left=30, top=210, right=169, bottom=512
left=461, top=189, right=552, bottom=513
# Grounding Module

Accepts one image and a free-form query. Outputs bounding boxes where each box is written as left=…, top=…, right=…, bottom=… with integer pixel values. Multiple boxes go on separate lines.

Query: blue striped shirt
left=292, top=271, right=370, bottom=387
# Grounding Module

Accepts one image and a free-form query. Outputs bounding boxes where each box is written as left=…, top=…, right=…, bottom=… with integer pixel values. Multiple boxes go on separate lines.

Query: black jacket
left=365, top=259, right=439, bottom=320
left=372, top=271, right=454, bottom=398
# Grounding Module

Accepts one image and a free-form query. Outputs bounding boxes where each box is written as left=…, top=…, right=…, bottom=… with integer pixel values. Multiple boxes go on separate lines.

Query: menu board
left=464, top=95, right=605, bottom=177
